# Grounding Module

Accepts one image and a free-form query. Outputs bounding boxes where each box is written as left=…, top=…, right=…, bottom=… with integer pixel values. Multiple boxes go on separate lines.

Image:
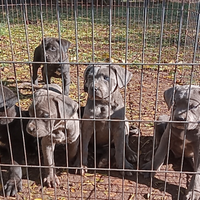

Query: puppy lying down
left=0, top=85, right=36, bottom=196
left=26, top=84, right=80, bottom=187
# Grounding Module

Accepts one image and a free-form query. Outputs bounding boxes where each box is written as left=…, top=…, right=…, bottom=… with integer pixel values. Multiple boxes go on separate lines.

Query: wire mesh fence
left=0, top=0, right=200, bottom=199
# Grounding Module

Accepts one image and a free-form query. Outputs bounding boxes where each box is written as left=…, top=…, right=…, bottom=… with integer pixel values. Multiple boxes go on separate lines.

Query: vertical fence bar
left=175, top=1, right=186, bottom=199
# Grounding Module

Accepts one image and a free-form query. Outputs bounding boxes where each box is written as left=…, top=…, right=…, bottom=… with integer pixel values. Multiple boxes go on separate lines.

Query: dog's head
left=26, top=88, right=78, bottom=138
left=41, top=37, right=71, bottom=63
left=164, top=85, right=200, bottom=130
left=0, top=86, right=18, bottom=125
left=83, top=65, right=132, bottom=101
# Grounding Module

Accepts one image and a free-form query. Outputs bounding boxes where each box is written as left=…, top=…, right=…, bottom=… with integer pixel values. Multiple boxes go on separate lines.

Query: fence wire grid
left=0, top=0, right=200, bottom=199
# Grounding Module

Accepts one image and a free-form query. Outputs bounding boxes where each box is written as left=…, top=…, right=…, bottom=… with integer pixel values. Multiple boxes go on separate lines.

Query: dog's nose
left=27, top=123, right=35, bottom=133
left=91, top=86, right=98, bottom=92
left=94, top=87, right=98, bottom=91
left=46, top=54, right=50, bottom=61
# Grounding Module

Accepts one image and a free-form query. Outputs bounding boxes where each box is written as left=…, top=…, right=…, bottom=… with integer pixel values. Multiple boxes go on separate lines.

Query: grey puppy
left=32, top=37, right=71, bottom=95
left=26, top=84, right=80, bottom=187
left=80, top=64, right=137, bottom=175
left=0, top=86, right=36, bottom=196
left=142, top=85, right=200, bottom=200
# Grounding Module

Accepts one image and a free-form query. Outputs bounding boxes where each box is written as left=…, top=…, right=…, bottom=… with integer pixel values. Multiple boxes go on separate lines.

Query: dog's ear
left=0, top=86, right=18, bottom=109
left=54, top=95, right=78, bottom=119
left=164, top=86, right=178, bottom=110
left=57, top=39, right=71, bottom=53
left=42, top=38, right=48, bottom=46
left=83, top=65, right=94, bottom=92
left=83, top=65, right=100, bottom=92
left=111, top=65, right=132, bottom=88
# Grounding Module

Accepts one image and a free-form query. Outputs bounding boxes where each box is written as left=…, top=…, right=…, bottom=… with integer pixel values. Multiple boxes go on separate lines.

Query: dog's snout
left=46, top=54, right=50, bottom=60
left=91, top=85, right=98, bottom=92
left=174, top=115, right=186, bottom=121
left=27, top=122, right=36, bottom=133
left=28, top=126, right=35, bottom=132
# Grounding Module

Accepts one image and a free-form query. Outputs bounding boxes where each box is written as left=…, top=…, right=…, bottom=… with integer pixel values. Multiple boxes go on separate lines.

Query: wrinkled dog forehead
left=164, top=85, right=200, bottom=110
left=86, top=65, right=115, bottom=78
left=85, top=65, right=100, bottom=77
left=97, top=66, right=116, bottom=77
left=43, top=37, right=59, bottom=47
left=175, top=85, right=200, bottom=102
left=29, top=89, right=58, bottom=113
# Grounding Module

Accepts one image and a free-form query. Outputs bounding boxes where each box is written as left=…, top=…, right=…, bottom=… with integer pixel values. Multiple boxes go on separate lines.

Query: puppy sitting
left=26, top=84, right=80, bottom=187
left=32, top=37, right=71, bottom=95
left=0, top=86, right=36, bottom=196
left=142, top=85, right=200, bottom=200
left=80, top=64, right=137, bottom=175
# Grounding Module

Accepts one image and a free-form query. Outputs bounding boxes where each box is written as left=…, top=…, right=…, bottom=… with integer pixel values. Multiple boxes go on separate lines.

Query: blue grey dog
left=142, top=85, right=200, bottom=200
left=80, top=64, right=137, bottom=175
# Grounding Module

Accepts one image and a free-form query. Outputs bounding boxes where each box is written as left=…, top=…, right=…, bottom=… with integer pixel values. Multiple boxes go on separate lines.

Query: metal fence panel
left=0, top=0, right=199, bottom=199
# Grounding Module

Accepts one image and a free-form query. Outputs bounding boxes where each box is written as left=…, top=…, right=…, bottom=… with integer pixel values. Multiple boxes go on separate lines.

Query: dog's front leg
left=32, top=63, right=41, bottom=85
left=112, top=122, right=134, bottom=175
left=4, top=144, right=24, bottom=196
left=4, top=161, right=22, bottom=197
left=80, top=120, right=94, bottom=175
left=62, top=66, right=70, bottom=96
left=68, top=136, right=80, bottom=163
left=185, top=140, right=200, bottom=200
left=32, top=45, right=42, bottom=84
left=42, top=65, right=51, bottom=84
left=124, top=122, right=137, bottom=164
left=41, top=136, right=59, bottom=187
left=142, top=123, right=170, bottom=178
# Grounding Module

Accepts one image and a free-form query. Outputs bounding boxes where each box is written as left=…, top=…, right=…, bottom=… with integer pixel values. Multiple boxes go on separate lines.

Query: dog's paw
left=117, top=160, right=134, bottom=176
left=80, top=165, right=88, bottom=176
left=4, top=178, right=22, bottom=197
left=75, top=165, right=88, bottom=176
left=98, top=157, right=108, bottom=168
left=143, top=149, right=157, bottom=162
left=141, top=162, right=154, bottom=178
left=127, top=151, right=137, bottom=164
left=43, top=174, right=60, bottom=188
left=185, top=191, right=200, bottom=200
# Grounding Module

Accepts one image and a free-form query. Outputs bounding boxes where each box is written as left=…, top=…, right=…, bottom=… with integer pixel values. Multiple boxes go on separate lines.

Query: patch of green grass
left=0, top=3, right=193, bottom=64
left=0, top=2, right=199, bottom=109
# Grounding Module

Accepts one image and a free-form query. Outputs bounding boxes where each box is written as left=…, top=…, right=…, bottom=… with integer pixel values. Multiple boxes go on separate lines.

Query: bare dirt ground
left=1, top=65, right=199, bottom=200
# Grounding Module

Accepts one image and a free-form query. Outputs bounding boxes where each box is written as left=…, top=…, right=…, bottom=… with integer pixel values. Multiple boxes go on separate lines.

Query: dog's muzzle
left=172, top=114, right=198, bottom=130
left=0, top=106, right=16, bottom=125
left=26, top=121, right=36, bottom=136
left=88, top=84, right=106, bottom=100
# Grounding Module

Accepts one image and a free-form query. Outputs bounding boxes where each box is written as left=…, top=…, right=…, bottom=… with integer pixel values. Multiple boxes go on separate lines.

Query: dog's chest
left=171, top=126, right=198, bottom=141
left=0, top=125, right=8, bottom=142
left=170, top=127, right=197, bottom=158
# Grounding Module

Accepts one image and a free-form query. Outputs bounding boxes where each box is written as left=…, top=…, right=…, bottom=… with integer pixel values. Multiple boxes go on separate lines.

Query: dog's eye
left=50, top=46, right=56, bottom=51
left=104, top=76, right=109, bottom=81
left=189, top=104, right=198, bottom=110
left=43, top=113, right=49, bottom=118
